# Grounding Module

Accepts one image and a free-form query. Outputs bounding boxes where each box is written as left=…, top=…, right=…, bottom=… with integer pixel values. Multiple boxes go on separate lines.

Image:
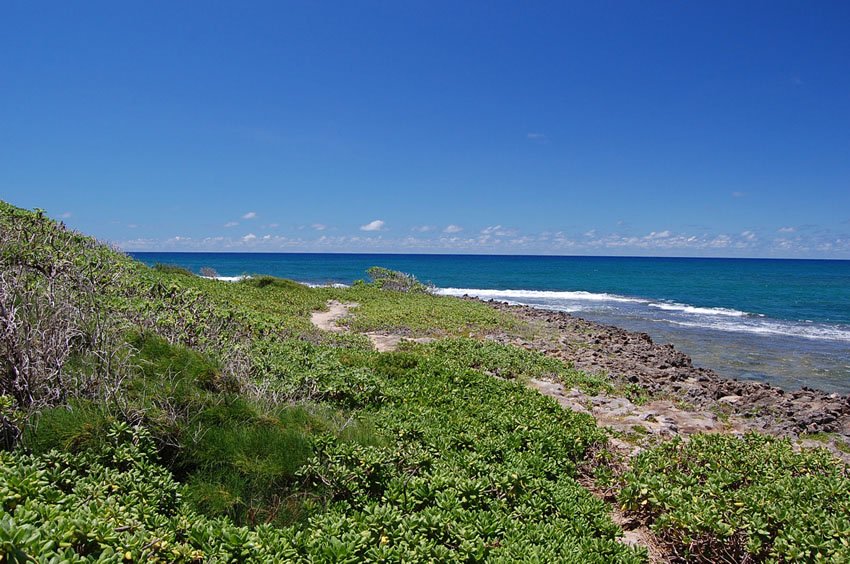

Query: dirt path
left=311, top=300, right=433, bottom=352
left=310, top=300, right=356, bottom=332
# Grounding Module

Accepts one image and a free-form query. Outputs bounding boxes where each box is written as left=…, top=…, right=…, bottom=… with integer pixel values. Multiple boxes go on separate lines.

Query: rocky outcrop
left=480, top=299, right=850, bottom=441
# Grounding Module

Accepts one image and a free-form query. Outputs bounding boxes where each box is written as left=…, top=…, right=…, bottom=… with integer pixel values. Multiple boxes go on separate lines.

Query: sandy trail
left=310, top=300, right=432, bottom=352
left=310, top=300, right=356, bottom=332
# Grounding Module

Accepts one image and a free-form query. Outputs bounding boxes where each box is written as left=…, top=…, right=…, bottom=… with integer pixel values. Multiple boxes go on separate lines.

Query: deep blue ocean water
left=132, top=252, right=850, bottom=394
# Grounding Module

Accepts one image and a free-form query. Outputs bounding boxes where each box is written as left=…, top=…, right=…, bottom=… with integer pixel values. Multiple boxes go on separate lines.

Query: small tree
left=200, top=266, right=220, bottom=278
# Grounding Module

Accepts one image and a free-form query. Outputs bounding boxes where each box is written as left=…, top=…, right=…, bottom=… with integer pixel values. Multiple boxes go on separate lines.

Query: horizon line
left=126, top=250, right=850, bottom=262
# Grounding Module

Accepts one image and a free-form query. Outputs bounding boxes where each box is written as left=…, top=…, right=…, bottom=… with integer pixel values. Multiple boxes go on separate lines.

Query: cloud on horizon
left=360, top=219, right=386, bottom=232
left=481, top=225, right=517, bottom=237
left=117, top=224, right=850, bottom=258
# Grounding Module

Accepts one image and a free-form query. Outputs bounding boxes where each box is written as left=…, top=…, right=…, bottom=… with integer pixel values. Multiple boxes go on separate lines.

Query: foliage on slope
left=2, top=201, right=849, bottom=562
left=3, top=338, right=645, bottom=561
left=620, top=433, right=850, bottom=562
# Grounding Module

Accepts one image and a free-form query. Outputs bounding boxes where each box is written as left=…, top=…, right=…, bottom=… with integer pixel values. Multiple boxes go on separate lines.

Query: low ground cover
left=620, top=433, right=850, bottom=561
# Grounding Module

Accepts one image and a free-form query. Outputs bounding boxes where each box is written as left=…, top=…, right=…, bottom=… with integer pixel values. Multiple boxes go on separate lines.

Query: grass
left=328, top=284, right=532, bottom=338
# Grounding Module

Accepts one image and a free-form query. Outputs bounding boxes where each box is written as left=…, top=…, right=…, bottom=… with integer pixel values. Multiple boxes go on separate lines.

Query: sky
left=2, top=1, right=849, bottom=258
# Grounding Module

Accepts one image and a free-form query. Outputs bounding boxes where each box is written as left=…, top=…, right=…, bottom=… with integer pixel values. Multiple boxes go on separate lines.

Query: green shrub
left=620, top=433, right=850, bottom=562
left=153, top=263, right=195, bottom=276
left=245, top=275, right=307, bottom=291
left=366, top=266, right=431, bottom=293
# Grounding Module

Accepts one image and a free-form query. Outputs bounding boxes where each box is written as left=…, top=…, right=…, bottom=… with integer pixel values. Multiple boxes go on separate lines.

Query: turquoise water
left=133, top=253, right=850, bottom=393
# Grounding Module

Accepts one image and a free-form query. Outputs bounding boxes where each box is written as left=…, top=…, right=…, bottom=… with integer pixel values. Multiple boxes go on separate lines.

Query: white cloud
left=242, top=211, right=257, bottom=220
left=731, top=191, right=746, bottom=198
left=60, top=211, right=72, bottom=219
left=224, top=221, right=239, bottom=228
left=778, top=226, right=796, bottom=233
left=709, top=235, right=732, bottom=248
left=481, top=225, right=517, bottom=237
left=412, top=225, right=435, bottom=233
left=127, top=224, right=138, bottom=229
left=443, top=224, right=463, bottom=233
left=527, top=132, right=547, bottom=142
left=113, top=222, right=849, bottom=258
left=360, top=219, right=385, bottom=232
left=311, top=223, right=327, bottom=231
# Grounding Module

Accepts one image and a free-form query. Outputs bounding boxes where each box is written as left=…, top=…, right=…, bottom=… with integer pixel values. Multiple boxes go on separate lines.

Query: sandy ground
left=310, top=300, right=355, bottom=333
left=310, top=300, right=433, bottom=352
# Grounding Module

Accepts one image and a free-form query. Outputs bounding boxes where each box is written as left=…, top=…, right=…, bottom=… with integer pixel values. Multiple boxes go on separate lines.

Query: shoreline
left=473, top=297, right=850, bottom=442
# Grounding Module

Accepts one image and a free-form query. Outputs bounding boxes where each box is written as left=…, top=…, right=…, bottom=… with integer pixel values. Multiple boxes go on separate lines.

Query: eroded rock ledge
left=478, top=299, right=850, bottom=441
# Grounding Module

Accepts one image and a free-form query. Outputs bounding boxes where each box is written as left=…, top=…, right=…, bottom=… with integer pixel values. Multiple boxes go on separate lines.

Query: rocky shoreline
left=476, top=298, right=850, bottom=444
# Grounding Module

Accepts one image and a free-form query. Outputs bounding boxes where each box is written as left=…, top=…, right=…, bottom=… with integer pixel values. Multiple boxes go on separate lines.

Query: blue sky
left=2, top=1, right=849, bottom=257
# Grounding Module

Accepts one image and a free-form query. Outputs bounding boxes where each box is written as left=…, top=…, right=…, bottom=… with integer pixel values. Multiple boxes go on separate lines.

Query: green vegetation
left=404, top=337, right=610, bottom=394
left=1, top=200, right=847, bottom=562
left=620, top=433, right=850, bottom=562
left=365, top=266, right=432, bottom=293
left=332, top=285, right=528, bottom=337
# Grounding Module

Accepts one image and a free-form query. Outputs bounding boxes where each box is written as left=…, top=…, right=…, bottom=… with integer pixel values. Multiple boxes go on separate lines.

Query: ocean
left=131, top=252, right=850, bottom=394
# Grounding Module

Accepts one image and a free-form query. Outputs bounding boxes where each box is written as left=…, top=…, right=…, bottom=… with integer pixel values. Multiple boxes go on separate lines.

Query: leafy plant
left=620, top=433, right=850, bottom=562
left=366, top=267, right=431, bottom=293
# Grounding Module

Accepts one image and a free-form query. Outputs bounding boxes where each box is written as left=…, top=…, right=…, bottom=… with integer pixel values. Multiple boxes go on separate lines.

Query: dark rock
left=477, top=297, right=850, bottom=441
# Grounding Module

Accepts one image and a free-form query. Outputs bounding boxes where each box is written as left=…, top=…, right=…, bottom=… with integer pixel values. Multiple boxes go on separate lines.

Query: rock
left=479, top=298, right=850, bottom=442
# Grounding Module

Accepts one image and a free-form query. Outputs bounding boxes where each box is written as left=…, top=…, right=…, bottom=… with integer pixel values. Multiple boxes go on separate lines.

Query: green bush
left=245, top=275, right=306, bottom=291
left=366, top=266, right=431, bottom=293
left=620, top=433, right=850, bottom=562
left=153, top=263, right=195, bottom=277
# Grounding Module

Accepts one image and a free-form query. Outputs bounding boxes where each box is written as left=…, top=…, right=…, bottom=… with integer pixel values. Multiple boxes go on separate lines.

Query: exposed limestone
left=480, top=298, right=850, bottom=457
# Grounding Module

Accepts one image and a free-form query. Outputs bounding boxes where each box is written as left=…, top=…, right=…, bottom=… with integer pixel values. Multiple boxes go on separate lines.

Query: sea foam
left=435, top=287, right=645, bottom=303
left=436, top=286, right=850, bottom=342
left=648, top=302, right=751, bottom=317
left=668, top=319, right=850, bottom=342
left=203, top=275, right=250, bottom=282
